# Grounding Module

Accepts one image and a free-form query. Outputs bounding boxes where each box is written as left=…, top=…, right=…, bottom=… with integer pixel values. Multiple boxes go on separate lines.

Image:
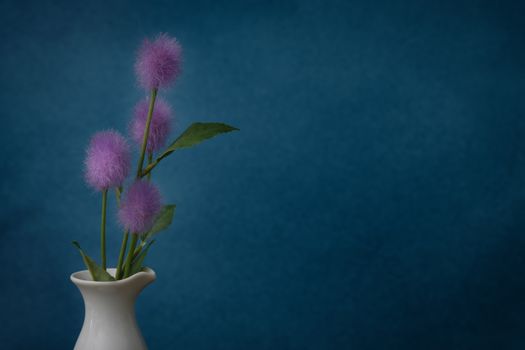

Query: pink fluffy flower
left=135, top=33, right=182, bottom=90
left=130, top=97, right=172, bottom=153
left=85, top=131, right=131, bottom=191
left=119, top=181, right=162, bottom=234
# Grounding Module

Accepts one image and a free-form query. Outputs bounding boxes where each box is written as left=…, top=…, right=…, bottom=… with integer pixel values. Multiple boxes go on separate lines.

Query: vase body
left=70, top=267, right=156, bottom=350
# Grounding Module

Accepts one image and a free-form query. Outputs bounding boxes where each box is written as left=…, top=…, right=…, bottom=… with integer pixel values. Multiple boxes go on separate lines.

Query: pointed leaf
left=72, top=241, right=115, bottom=282
left=140, top=204, right=176, bottom=248
left=130, top=240, right=155, bottom=275
left=157, top=122, right=239, bottom=161
left=149, top=204, right=176, bottom=236
left=136, top=204, right=175, bottom=256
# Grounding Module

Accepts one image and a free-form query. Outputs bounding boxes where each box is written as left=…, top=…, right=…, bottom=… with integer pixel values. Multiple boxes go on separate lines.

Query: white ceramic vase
left=70, top=267, right=156, bottom=350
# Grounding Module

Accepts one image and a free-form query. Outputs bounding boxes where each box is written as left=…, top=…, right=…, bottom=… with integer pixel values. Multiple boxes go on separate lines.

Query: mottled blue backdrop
left=1, top=0, right=525, bottom=349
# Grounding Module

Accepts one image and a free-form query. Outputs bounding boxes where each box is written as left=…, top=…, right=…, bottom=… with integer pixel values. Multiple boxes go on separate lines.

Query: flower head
left=130, top=97, right=172, bottom=153
left=135, top=33, right=182, bottom=90
left=85, top=131, right=131, bottom=191
left=119, top=181, right=162, bottom=234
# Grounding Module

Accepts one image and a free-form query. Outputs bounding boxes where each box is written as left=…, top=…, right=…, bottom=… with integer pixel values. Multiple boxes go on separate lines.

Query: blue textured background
left=1, top=0, right=525, bottom=349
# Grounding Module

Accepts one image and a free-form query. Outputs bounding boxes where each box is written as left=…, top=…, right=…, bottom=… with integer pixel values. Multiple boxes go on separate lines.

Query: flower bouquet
left=70, top=33, right=237, bottom=350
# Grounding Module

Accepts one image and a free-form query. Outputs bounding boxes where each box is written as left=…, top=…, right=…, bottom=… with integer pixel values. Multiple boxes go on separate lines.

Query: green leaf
left=148, top=204, right=176, bottom=237
left=138, top=204, right=176, bottom=253
left=140, top=204, right=175, bottom=243
left=157, top=122, right=239, bottom=161
left=72, top=241, right=115, bottom=282
left=130, top=240, right=155, bottom=275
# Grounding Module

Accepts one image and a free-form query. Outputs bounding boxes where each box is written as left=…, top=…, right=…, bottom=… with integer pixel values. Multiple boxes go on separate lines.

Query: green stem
left=141, top=159, right=159, bottom=178
left=147, top=153, right=153, bottom=181
left=123, top=234, right=139, bottom=278
left=133, top=239, right=145, bottom=260
left=114, top=187, right=126, bottom=279
left=136, top=88, right=158, bottom=178
left=100, top=189, right=108, bottom=270
left=116, top=88, right=157, bottom=278
left=115, top=186, right=122, bottom=206
left=115, top=231, right=129, bottom=279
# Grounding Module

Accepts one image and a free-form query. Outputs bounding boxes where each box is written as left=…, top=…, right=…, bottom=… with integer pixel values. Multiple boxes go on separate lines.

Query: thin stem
left=123, top=234, right=139, bottom=278
left=133, top=238, right=145, bottom=260
left=117, top=88, right=157, bottom=278
left=100, top=189, right=108, bottom=270
left=115, top=186, right=122, bottom=206
left=141, top=159, right=159, bottom=178
left=114, top=186, right=126, bottom=279
left=136, top=88, right=158, bottom=177
left=115, top=232, right=129, bottom=279
left=147, top=153, right=153, bottom=181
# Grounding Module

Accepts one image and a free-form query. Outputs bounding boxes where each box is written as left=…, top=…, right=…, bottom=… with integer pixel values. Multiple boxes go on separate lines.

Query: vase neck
left=71, top=268, right=156, bottom=302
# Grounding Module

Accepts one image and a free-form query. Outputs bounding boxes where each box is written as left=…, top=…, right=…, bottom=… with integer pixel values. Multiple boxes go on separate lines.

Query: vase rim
left=70, top=267, right=156, bottom=286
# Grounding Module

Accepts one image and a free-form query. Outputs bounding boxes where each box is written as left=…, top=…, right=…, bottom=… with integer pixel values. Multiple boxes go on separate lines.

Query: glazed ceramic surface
left=71, top=268, right=156, bottom=350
